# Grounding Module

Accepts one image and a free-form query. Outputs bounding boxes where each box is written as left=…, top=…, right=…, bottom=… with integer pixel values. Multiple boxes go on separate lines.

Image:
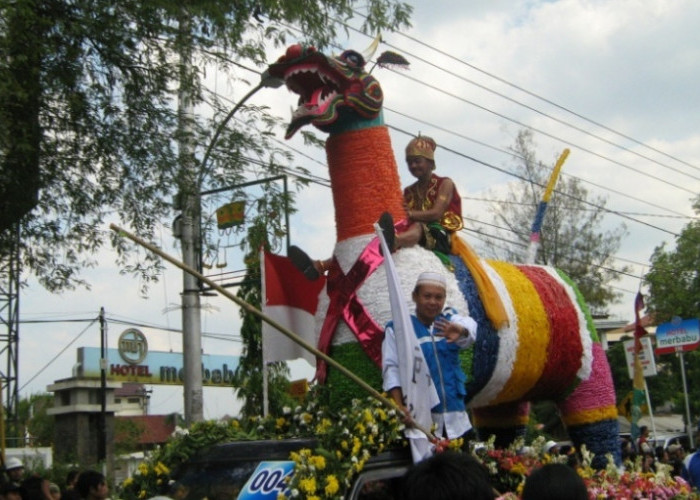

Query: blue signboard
left=655, top=318, right=700, bottom=355
left=237, top=461, right=295, bottom=499
left=78, top=347, right=239, bottom=386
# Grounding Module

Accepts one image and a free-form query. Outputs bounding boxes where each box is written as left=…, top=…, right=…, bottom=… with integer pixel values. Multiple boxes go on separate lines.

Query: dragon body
left=267, top=44, right=620, bottom=467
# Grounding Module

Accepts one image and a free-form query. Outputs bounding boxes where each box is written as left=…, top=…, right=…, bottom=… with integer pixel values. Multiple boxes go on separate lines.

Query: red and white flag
left=261, top=249, right=326, bottom=366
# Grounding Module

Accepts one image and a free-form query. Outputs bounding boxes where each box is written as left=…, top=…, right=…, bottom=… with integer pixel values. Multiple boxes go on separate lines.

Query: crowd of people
left=0, top=460, right=107, bottom=500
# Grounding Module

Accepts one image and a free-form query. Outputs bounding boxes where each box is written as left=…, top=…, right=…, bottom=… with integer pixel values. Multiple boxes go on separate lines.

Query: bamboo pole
left=109, top=223, right=435, bottom=439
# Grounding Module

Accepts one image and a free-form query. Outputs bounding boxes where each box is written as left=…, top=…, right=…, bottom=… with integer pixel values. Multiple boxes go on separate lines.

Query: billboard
left=77, top=328, right=239, bottom=386
left=655, top=318, right=700, bottom=355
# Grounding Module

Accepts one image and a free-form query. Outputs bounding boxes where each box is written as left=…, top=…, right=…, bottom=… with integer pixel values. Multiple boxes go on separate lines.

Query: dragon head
left=267, top=44, right=384, bottom=139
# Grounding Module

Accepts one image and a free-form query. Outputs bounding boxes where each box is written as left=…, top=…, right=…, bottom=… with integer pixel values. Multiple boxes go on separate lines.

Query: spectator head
left=522, top=463, right=588, bottom=500
left=76, top=470, right=108, bottom=499
left=4, top=458, right=24, bottom=482
left=544, top=440, right=560, bottom=455
left=65, top=469, right=80, bottom=488
left=48, top=482, right=61, bottom=500
left=401, top=451, right=496, bottom=500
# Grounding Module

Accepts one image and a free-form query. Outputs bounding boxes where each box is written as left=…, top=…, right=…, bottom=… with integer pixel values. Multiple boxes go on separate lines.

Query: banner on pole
left=261, top=250, right=326, bottom=366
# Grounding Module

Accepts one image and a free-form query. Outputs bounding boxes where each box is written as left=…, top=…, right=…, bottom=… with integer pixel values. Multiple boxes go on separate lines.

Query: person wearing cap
left=379, top=134, right=463, bottom=257
left=382, top=271, right=478, bottom=445
left=544, top=440, right=560, bottom=456
left=3, top=458, right=24, bottom=487
left=289, top=134, right=462, bottom=280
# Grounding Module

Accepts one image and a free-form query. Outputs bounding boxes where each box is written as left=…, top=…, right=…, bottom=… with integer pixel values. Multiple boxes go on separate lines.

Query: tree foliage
left=15, top=393, right=54, bottom=447
left=478, top=130, right=629, bottom=313
left=0, top=0, right=412, bottom=291
left=644, top=195, right=700, bottom=323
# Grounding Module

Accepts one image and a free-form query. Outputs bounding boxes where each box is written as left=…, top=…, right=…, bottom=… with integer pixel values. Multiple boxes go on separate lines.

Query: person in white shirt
left=382, top=271, right=478, bottom=444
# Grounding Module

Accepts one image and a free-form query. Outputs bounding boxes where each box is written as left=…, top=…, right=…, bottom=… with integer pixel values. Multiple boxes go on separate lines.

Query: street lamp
left=176, top=70, right=283, bottom=425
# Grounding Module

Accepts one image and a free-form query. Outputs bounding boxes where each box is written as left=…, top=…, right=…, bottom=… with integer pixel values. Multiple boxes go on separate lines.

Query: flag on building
left=376, top=224, right=439, bottom=462
left=261, top=249, right=326, bottom=366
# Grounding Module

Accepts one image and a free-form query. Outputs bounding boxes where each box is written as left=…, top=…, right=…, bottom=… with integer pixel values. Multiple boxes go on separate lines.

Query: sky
left=14, top=0, right=700, bottom=420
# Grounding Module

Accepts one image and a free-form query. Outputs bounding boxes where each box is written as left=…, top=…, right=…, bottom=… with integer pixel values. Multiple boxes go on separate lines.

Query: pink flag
left=261, top=250, right=326, bottom=366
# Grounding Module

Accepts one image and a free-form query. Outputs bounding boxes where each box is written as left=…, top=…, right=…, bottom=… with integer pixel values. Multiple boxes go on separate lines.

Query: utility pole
left=177, top=15, right=203, bottom=425
left=98, top=307, right=106, bottom=462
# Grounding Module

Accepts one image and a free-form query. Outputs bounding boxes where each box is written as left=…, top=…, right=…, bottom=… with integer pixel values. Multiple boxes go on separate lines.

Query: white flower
left=283, top=406, right=291, bottom=415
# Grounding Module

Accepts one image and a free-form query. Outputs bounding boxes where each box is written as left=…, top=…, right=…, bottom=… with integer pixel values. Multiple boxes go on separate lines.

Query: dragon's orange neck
left=326, top=126, right=405, bottom=242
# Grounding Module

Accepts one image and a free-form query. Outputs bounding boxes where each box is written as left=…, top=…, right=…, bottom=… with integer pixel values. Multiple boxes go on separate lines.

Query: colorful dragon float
left=266, top=42, right=620, bottom=467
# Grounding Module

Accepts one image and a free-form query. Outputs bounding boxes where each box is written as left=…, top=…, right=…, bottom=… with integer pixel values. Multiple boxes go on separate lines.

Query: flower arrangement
left=282, top=396, right=406, bottom=499
left=117, top=392, right=409, bottom=500
left=478, top=436, right=699, bottom=500
left=120, top=461, right=172, bottom=499
left=118, top=394, right=700, bottom=500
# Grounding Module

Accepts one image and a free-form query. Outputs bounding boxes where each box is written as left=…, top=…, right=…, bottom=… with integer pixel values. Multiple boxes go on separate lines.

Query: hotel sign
left=78, top=328, right=239, bottom=386
left=655, top=318, right=700, bottom=355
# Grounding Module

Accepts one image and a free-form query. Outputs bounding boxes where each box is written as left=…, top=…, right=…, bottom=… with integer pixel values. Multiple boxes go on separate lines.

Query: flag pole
left=110, top=223, right=433, bottom=437
left=525, top=148, right=570, bottom=264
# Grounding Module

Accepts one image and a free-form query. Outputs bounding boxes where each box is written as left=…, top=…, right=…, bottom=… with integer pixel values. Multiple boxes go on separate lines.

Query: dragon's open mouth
left=267, top=44, right=383, bottom=138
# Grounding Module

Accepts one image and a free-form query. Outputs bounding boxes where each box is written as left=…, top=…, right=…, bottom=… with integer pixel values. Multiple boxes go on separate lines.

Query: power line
left=20, top=317, right=98, bottom=392
left=350, top=9, right=700, bottom=174
left=386, top=107, right=693, bottom=219
left=378, top=36, right=700, bottom=179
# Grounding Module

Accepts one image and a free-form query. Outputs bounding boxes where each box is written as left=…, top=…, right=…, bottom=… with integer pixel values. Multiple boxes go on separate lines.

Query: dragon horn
left=362, top=34, right=382, bottom=62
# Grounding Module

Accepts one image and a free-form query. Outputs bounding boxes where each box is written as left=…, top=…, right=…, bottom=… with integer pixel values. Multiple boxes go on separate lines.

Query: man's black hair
left=401, top=451, right=495, bottom=500
left=75, top=470, right=104, bottom=498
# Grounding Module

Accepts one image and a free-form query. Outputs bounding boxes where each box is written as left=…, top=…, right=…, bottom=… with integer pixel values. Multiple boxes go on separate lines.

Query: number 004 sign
left=238, top=461, right=295, bottom=499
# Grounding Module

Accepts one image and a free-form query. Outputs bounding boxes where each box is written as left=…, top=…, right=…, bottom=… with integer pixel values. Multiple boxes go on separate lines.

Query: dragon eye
left=340, top=50, right=365, bottom=68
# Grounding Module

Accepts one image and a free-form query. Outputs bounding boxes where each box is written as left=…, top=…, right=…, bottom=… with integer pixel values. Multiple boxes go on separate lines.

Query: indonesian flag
left=375, top=225, right=439, bottom=462
left=261, top=249, right=326, bottom=366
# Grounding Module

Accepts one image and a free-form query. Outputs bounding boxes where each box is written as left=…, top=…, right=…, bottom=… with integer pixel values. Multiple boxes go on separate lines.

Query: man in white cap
left=3, top=457, right=24, bottom=487
left=382, top=271, right=478, bottom=447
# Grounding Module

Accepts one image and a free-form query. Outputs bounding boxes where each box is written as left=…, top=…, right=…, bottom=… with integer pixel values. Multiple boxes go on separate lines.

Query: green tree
left=644, top=194, right=700, bottom=323
left=478, top=130, right=629, bottom=313
left=16, top=393, right=54, bottom=447
left=0, top=0, right=412, bottom=291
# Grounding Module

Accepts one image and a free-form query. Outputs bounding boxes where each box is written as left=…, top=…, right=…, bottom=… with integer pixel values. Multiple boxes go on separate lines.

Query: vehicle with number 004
left=172, top=438, right=413, bottom=499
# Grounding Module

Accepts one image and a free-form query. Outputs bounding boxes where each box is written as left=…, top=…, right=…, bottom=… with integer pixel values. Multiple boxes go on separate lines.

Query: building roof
left=116, top=415, right=176, bottom=446
left=115, top=382, right=146, bottom=397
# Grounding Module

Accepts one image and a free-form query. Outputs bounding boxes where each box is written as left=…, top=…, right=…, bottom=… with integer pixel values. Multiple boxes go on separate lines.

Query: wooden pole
left=109, top=224, right=435, bottom=439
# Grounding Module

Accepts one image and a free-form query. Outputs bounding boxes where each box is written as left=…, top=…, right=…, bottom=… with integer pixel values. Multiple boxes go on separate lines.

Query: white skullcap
left=544, top=440, right=558, bottom=453
left=415, top=272, right=446, bottom=289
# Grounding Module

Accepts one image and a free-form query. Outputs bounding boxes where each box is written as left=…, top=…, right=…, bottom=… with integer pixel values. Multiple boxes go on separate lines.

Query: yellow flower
left=231, top=419, right=240, bottom=429
left=137, top=463, right=149, bottom=476
left=122, top=477, right=134, bottom=488
left=276, top=417, right=286, bottom=429
left=310, top=455, right=326, bottom=470
left=511, top=462, right=527, bottom=475
left=154, top=461, right=170, bottom=476
left=308, top=496, right=320, bottom=500
left=352, top=437, right=362, bottom=455
left=324, top=475, right=340, bottom=496
left=341, top=440, right=348, bottom=450
left=138, top=490, right=147, bottom=499
left=299, top=477, right=317, bottom=494
left=316, top=418, right=332, bottom=434
left=301, top=412, right=313, bottom=424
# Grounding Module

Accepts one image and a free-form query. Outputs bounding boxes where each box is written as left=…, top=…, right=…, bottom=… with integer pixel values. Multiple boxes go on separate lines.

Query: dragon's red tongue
left=309, top=88, right=323, bottom=107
